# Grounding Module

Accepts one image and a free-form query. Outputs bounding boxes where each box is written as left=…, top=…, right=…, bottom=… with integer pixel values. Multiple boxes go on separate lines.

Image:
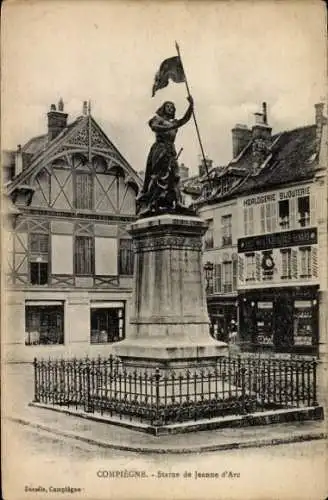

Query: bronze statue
left=137, top=96, right=196, bottom=217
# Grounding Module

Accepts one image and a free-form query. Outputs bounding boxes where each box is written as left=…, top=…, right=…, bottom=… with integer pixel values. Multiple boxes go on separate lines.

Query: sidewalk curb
left=7, top=416, right=327, bottom=454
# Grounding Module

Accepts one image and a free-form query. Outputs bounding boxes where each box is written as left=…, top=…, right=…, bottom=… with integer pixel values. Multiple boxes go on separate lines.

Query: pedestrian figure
left=229, top=320, right=238, bottom=344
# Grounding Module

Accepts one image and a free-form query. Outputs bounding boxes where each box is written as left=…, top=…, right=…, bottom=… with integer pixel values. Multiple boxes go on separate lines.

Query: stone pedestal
left=113, top=214, right=227, bottom=368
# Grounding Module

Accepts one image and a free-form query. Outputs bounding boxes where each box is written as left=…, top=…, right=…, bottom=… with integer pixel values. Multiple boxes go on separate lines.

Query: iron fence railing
left=33, top=355, right=318, bottom=426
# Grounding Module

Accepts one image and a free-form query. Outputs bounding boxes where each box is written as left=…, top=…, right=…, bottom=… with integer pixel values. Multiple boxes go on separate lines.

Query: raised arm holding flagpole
left=151, top=42, right=212, bottom=186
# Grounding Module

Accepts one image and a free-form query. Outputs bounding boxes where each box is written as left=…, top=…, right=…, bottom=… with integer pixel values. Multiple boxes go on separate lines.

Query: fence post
left=84, top=358, right=93, bottom=413
left=33, top=357, right=39, bottom=402
left=312, top=359, right=318, bottom=407
left=241, top=366, right=247, bottom=414
left=153, top=367, right=162, bottom=427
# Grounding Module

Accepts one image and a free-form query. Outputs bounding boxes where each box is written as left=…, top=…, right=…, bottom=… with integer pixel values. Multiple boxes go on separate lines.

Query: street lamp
left=204, top=261, right=214, bottom=292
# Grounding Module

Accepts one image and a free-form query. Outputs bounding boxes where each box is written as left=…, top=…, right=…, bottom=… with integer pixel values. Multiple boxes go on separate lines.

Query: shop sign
left=238, top=227, right=317, bottom=252
left=242, top=186, right=310, bottom=207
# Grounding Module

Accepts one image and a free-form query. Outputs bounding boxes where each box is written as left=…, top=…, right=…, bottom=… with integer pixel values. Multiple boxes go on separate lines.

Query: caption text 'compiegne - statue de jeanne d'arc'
left=136, top=96, right=197, bottom=218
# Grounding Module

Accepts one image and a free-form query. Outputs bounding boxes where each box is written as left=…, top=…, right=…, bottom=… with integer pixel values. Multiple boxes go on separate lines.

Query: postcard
left=1, top=1, right=327, bottom=499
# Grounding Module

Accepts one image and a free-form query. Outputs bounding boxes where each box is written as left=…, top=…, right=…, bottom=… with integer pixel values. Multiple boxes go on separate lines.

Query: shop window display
left=293, top=300, right=313, bottom=346
left=255, top=301, right=274, bottom=346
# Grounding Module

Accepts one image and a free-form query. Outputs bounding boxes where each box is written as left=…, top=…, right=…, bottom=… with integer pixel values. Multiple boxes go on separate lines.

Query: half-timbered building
left=3, top=100, right=142, bottom=362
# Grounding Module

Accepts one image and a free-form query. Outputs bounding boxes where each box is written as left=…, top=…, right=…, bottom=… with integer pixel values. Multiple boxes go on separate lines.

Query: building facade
left=3, top=100, right=142, bottom=362
left=184, top=101, right=327, bottom=356
left=199, top=198, right=239, bottom=342
left=238, top=183, right=319, bottom=355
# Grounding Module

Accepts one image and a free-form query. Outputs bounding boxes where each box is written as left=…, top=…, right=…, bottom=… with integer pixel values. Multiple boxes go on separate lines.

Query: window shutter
left=312, top=246, right=318, bottom=278
left=214, top=263, right=222, bottom=293
left=243, top=209, right=248, bottom=236
left=271, top=202, right=277, bottom=232
left=290, top=198, right=297, bottom=229
left=119, top=239, right=134, bottom=275
left=232, top=256, right=238, bottom=291
left=291, top=249, right=298, bottom=279
left=51, top=235, right=73, bottom=274
left=260, top=205, right=265, bottom=233
left=95, top=237, right=117, bottom=275
left=238, top=255, right=244, bottom=283
left=249, top=207, right=254, bottom=235
left=310, top=193, right=316, bottom=226
left=255, top=252, right=261, bottom=281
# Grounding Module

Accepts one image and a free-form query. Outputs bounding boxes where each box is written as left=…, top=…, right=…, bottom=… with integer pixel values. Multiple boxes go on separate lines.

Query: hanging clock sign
left=261, top=253, right=275, bottom=271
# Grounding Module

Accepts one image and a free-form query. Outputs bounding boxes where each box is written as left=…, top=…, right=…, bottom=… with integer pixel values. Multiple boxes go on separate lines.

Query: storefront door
left=273, top=295, right=294, bottom=350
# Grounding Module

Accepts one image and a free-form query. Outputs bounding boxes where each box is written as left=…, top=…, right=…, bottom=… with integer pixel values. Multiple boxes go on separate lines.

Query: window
left=90, top=305, right=125, bottom=344
left=75, top=236, right=94, bottom=275
left=281, top=249, right=292, bottom=279
left=279, top=200, right=289, bottom=229
left=30, top=234, right=49, bottom=253
left=29, top=233, right=49, bottom=285
left=265, top=203, right=276, bottom=233
left=119, top=239, right=134, bottom=275
left=221, top=215, right=232, bottom=246
left=222, top=178, right=231, bottom=194
left=25, top=304, right=64, bottom=345
left=75, top=172, right=93, bottom=209
left=30, top=263, right=48, bottom=285
left=245, top=253, right=256, bottom=281
left=244, top=207, right=254, bottom=236
left=298, top=196, right=310, bottom=227
left=222, top=261, right=232, bottom=293
left=260, top=204, right=276, bottom=233
left=256, top=302, right=274, bottom=346
left=300, top=247, right=312, bottom=278
left=204, top=219, right=214, bottom=249
left=202, top=185, right=211, bottom=199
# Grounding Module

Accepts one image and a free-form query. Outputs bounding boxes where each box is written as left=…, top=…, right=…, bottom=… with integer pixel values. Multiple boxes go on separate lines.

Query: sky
left=2, top=0, right=327, bottom=175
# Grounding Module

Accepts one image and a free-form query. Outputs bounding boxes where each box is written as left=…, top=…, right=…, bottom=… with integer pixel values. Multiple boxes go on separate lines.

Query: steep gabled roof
left=232, top=125, right=317, bottom=196
left=6, top=114, right=142, bottom=194
left=194, top=123, right=320, bottom=207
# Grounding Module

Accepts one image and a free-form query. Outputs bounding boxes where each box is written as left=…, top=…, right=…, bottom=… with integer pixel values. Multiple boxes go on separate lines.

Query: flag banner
left=152, top=56, right=185, bottom=97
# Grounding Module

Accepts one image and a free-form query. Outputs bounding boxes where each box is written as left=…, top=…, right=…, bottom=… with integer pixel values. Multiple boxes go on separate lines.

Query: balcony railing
left=222, top=235, right=232, bottom=247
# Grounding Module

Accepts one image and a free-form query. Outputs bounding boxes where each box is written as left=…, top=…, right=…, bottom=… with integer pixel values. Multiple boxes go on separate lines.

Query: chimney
left=47, top=99, right=68, bottom=140
left=251, top=102, right=272, bottom=172
left=315, top=102, right=324, bottom=125
left=83, top=101, right=88, bottom=116
left=232, top=124, right=252, bottom=158
left=314, top=102, right=327, bottom=151
left=262, top=101, right=268, bottom=125
left=15, top=144, right=23, bottom=177
left=178, top=163, right=189, bottom=180
left=252, top=102, right=271, bottom=141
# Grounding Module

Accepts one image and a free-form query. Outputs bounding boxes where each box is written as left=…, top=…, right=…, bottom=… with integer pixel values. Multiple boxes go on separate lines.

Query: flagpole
left=175, top=41, right=212, bottom=187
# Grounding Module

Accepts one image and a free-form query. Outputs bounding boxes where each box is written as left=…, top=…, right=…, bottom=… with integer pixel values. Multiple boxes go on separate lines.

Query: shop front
left=207, top=298, right=238, bottom=343
left=239, top=285, right=319, bottom=355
